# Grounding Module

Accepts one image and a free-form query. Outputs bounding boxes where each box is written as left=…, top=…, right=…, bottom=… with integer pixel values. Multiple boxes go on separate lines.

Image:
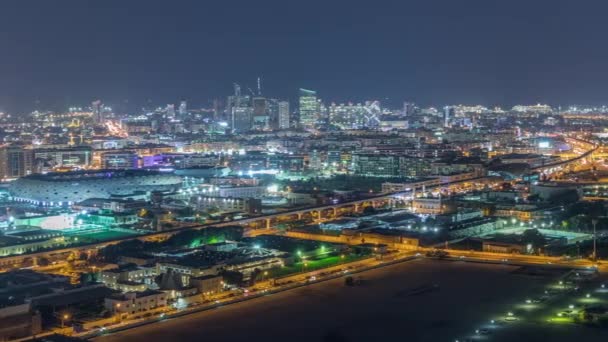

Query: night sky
left=1, top=0, right=608, bottom=113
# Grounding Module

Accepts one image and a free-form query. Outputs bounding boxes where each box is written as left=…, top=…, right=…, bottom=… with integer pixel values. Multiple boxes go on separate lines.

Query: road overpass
left=0, top=176, right=499, bottom=268
left=0, top=140, right=597, bottom=269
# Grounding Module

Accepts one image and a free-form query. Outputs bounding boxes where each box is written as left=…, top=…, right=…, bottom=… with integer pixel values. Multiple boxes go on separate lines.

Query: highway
left=2, top=137, right=597, bottom=269
left=0, top=175, right=499, bottom=268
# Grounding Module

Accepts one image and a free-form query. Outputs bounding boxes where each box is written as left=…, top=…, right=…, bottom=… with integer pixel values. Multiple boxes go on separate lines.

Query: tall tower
left=166, top=104, right=176, bottom=118
left=299, top=88, right=318, bottom=129
left=257, top=77, right=262, bottom=96
left=443, top=106, right=453, bottom=128
left=178, top=101, right=187, bottom=117
left=278, top=101, right=290, bottom=129
left=92, top=100, right=103, bottom=124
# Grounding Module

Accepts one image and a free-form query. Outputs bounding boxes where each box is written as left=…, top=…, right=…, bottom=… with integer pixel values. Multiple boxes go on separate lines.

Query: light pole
left=61, top=314, right=69, bottom=328
left=115, top=303, right=122, bottom=323
left=592, top=219, right=598, bottom=261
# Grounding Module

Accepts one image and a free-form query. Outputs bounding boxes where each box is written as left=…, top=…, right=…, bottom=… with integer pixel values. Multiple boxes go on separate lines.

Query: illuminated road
left=78, top=250, right=601, bottom=341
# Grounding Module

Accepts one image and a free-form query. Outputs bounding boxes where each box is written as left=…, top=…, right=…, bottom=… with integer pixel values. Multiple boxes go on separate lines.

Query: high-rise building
left=299, top=88, right=319, bottom=128
left=329, top=101, right=381, bottom=129
left=403, top=102, right=416, bottom=117
left=0, top=145, right=33, bottom=180
left=252, top=97, right=269, bottom=130
left=308, top=149, right=323, bottom=170
left=351, top=153, right=430, bottom=177
left=231, top=107, right=253, bottom=132
left=278, top=101, right=290, bottom=129
left=443, top=106, right=454, bottom=128
left=92, top=100, right=103, bottom=124
left=166, top=104, right=176, bottom=118
left=102, top=151, right=139, bottom=169
left=351, top=153, right=400, bottom=177
left=227, top=83, right=252, bottom=131
left=178, top=101, right=187, bottom=117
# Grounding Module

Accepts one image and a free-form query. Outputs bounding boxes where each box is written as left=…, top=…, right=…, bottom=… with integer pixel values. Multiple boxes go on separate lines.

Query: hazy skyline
left=2, top=0, right=608, bottom=112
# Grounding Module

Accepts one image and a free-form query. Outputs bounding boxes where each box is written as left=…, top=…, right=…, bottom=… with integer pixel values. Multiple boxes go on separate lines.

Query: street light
left=592, top=219, right=598, bottom=261
left=61, top=314, right=70, bottom=328
left=115, top=303, right=122, bottom=322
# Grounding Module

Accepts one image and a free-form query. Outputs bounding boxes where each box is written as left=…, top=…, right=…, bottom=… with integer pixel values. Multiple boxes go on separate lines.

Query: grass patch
left=268, top=253, right=371, bottom=278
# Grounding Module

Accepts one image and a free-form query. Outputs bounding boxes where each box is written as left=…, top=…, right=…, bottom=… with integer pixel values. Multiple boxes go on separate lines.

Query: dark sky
left=1, top=0, right=608, bottom=113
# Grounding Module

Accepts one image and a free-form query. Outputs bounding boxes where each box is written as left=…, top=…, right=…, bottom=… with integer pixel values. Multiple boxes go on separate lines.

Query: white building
left=105, top=290, right=168, bottom=315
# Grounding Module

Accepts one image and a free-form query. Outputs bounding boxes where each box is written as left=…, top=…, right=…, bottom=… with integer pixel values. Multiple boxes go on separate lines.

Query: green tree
left=521, top=229, right=547, bottom=251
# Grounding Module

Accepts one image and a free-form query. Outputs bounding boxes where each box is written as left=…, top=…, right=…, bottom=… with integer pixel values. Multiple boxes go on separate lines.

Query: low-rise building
left=190, top=275, right=223, bottom=296
left=193, top=196, right=262, bottom=214
left=104, top=290, right=167, bottom=316
left=412, top=197, right=456, bottom=215
left=100, top=264, right=158, bottom=291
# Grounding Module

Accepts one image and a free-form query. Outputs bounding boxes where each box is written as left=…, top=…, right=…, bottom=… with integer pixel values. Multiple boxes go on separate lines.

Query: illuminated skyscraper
left=443, top=106, right=454, bottom=128
left=329, top=101, right=381, bottom=129
left=166, top=104, right=176, bottom=118
left=227, top=83, right=252, bottom=131
left=231, top=107, right=253, bottom=132
left=178, top=100, right=187, bottom=117
left=252, top=97, right=269, bottom=130
left=92, top=100, right=103, bottom=124
left=299, top=88, right=318, bottom=128
left=0, top=145, right=33, bottom=180
left=278, top=101, right=290, bottom=129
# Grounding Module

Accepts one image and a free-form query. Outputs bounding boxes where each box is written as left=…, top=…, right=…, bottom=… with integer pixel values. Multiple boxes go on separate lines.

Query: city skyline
left=3, top=0, right=608, bottom=112
left=1, top=2, right=608, bottom=341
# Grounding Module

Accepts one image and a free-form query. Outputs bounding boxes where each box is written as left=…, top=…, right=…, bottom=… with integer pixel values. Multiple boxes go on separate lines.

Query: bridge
left=531, top=144, right=597, bottom=175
